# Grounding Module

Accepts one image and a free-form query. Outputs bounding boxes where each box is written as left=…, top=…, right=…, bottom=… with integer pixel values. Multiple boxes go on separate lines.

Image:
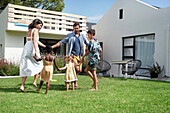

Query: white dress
left=20, top=28, right=43, bottom=77
left=64, top=62, right=77, bottom=82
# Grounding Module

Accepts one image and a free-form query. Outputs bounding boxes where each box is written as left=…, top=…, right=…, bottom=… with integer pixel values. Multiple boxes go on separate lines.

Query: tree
left=0, top=0, right=65, bottom=12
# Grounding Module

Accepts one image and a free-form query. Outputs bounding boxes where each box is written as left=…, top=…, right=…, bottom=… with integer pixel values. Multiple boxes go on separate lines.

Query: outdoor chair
left=96, top=60, right=111, bottom=77
left=122, top=59, right=142, bottom=79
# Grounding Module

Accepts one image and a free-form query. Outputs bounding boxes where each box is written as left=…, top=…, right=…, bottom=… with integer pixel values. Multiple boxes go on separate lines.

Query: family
left=19, top=19, right=102, bottom=94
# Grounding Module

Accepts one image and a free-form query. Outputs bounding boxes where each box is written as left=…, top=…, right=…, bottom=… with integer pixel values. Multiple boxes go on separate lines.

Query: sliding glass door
left=122, top=34, right=155, bottom=76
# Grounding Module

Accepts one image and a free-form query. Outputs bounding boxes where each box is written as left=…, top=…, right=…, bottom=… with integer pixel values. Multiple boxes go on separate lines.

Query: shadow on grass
left=25, top=83, right=66, bottom=91
left=109, top=77, right=128, bottom=81
left=50, top=84, right=66, bottom=91
left=0, top=86, right=40, bottom=94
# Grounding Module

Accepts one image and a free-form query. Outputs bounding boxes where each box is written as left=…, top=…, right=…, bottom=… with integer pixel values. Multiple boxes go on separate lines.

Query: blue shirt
left=71, top=36, right=81, bottom=56
left=60, top=32, right=89, bottom=56
left=88, top=38, right=102, bottom=65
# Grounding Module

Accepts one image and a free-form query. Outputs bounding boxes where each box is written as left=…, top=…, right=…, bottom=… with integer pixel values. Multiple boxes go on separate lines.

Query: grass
left=0, top=75, right=170, bottom=113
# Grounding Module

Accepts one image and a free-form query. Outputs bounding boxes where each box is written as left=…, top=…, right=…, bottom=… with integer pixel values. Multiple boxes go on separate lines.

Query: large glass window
left=39, top=39, right=66, bottom=56
left=122, top=34, right=155, bottom=76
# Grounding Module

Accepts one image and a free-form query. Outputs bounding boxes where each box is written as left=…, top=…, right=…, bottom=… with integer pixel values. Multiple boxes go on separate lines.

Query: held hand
left=34, top=53, right=37, bottom=58
left=33, top=55, right=36, bottom=60
left=81, top=57, right=84, bottom=63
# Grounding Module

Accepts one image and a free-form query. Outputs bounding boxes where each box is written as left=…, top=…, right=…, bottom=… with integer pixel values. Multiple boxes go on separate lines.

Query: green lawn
left=0, top=75, right=169, bottom=113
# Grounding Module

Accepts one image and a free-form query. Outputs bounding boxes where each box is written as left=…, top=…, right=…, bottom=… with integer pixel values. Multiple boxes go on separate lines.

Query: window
left=122, top=37, right=135, bottom=60
left=119, top=9, right=123, bottom=19
left=122, top=34, right=155, bottom=76
left=39, top=39, right=66, bottom=55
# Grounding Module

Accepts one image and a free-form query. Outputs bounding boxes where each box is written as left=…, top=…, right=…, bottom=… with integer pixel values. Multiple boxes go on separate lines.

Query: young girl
left=58, top=56, right=77, bottom=91
left=34, top=45, right=59, bottom=95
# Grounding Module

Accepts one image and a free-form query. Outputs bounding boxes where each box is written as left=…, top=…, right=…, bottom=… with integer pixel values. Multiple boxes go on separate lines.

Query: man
left=52, top=22, right=89, bottom=87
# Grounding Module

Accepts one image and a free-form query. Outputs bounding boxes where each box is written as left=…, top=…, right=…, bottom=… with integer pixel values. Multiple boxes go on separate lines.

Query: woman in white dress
left=20, top=19, right=46, bottom=92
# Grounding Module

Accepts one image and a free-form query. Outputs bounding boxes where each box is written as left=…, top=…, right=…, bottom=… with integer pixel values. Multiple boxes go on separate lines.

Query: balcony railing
left=7, top=4, right=87, bottom=34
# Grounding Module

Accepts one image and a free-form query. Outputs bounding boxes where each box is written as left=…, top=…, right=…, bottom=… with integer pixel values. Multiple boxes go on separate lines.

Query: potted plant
left=145, top=62, right=164, bottom=78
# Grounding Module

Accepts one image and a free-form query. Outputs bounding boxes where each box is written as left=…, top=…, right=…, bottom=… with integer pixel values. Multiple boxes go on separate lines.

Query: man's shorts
left=72, top=55, right=82, bottom=71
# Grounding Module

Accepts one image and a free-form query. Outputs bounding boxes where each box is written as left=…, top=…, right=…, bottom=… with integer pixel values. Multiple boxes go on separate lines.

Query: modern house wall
left=95, top=0, right=170, bottom=77
left=0, top=5, right=8, bottom=60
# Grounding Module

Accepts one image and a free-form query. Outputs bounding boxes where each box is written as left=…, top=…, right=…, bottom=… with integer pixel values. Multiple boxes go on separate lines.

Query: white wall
left=5, top=31, right=26, bottom=63
left=4, top=30, right=67, bottom=63
left=0, top=6, right=8, bottom=60
left=95, top=0, right=170, bottom=76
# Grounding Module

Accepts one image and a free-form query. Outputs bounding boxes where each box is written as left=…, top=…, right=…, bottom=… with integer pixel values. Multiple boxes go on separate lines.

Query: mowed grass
left=0, top=75, right=169, bottom=113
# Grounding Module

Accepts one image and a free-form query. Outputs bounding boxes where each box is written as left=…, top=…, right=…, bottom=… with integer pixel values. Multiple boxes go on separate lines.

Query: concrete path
left=0, top=74, right=170, bottom=82
left=0, top=73, right=65, bottom=78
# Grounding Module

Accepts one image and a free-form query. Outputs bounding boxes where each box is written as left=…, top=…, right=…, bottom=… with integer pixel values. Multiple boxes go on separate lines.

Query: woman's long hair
left=28, top=19, right=43, bottom=30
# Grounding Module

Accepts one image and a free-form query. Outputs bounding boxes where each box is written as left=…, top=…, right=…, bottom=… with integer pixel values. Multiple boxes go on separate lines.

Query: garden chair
left=96, top=60, right=111, bottom=77
left=122, top=59, right=142, bottom=79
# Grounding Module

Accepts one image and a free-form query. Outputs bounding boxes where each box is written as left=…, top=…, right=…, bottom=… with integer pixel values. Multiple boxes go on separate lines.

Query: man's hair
left=73, top=22, right=80, bottom=27
left=46, top=45, right=53, bottom=53
left=87, top=29, right=95, bottom=36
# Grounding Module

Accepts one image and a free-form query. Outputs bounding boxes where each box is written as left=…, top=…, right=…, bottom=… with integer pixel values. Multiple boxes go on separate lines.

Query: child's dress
left=40, top=60, right=53, bottom=82
left=65, top=62, right=77, bottom=82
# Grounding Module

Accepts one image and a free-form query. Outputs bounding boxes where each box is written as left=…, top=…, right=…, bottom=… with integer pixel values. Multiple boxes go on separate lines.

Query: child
left=81, top=29, right=102, bottom=91
left=58, top=56, right=77, bottom=91
left=34, top=45, right=59, bottom=95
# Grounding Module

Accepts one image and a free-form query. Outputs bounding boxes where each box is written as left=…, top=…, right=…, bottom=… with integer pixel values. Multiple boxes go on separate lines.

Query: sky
left=62, top=0, right=170, bottom=23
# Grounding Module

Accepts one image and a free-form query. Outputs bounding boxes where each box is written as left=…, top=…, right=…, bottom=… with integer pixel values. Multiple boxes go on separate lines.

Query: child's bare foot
left=89, top=88, right=98, bottom=91
left=33, top=83, right=37, bottom=87
left=75, top=85, right=79, bottom=88
left=45, top=92, right=48, bottom=95
left=36, top=89, right=40, bottom=91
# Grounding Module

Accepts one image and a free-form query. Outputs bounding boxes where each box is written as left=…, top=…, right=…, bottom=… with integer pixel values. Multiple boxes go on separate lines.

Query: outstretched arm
left=32, top=29, right=39, bottom=57
left=58, top=65, right=67, bottom=71
left=52, top=42, right=60, bottom=48
left=54, top=58, right=59, bottom=70
left=52, top=34, right=70, bottom=48
left=38, top=41, right=46, bottom=48
left=81, top=50, right=90, bottom=63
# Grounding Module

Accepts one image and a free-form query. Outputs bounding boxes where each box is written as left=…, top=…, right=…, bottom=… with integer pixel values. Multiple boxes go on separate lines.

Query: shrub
left=0, top=59, right=19, bottom=76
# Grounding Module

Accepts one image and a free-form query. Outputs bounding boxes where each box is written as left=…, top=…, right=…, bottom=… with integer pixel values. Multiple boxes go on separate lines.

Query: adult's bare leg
left=20, top=77, right=27, bottom=92
left=33, top=74, right=38, bottom=87
left=74, top=68, right=81, bottom=88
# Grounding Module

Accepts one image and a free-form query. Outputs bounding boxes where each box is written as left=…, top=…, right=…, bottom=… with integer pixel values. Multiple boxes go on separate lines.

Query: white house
left=95, top=0, right=170, bottom=77
left=0, top=4, right=87, bottom=63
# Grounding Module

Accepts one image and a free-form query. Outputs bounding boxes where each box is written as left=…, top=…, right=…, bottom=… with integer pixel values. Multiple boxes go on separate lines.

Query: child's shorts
left=88, top=62, right=97, bottom=70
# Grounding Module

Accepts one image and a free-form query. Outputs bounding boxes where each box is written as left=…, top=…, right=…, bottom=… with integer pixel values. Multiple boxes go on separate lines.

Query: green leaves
left=146, top=62, right=164, bottom=75
left=0, top=0, right=65, bottom=12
